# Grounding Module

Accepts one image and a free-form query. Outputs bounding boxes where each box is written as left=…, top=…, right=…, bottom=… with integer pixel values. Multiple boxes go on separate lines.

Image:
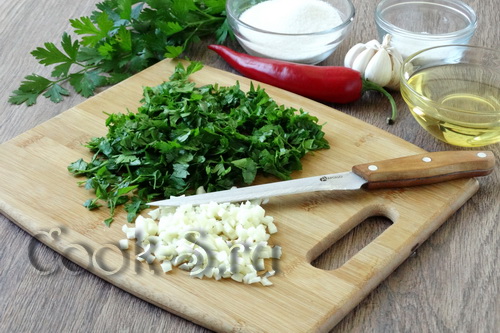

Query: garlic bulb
left=344, top=35, right=403, bottom=90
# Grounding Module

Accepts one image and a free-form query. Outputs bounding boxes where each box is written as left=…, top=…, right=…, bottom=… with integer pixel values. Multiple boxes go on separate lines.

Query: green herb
left=9, top=0, right=230, bottom=106
left=68, top=62, right=330, bottom=225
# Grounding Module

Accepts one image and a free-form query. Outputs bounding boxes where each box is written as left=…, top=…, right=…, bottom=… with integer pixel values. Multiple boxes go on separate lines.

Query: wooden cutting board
left=0, top=59, right=479, bottom=332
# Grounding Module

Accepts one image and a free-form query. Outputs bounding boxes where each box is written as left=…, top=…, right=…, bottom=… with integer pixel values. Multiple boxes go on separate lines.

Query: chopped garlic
left=231, top=273, right=244, bottom=283
left=160, top=261, right=172, bottom=273
left=265, top=270, right=276, bottom=277
left=122, top=200, right=280, bottom=286
left=260, top=276, right=273, bottom=286
left=118, top=239, right=129, bottom=250
left=273, top=245, right=282, bottom=259
left=267, top=221, right=278, bottom=234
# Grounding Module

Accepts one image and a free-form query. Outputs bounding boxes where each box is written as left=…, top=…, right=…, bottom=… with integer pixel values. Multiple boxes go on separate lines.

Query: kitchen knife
left=147, top=151, right=495, bottom=207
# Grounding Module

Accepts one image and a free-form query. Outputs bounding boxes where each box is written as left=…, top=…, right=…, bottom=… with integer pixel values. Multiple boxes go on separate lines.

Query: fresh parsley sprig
left=68, top=62, right=330, bottom=226
left=9, top=0, right=230, bottom=106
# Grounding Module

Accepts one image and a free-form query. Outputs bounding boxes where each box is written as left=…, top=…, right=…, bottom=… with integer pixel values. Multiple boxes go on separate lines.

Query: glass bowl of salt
left=226, top=0, right=355, bottom=64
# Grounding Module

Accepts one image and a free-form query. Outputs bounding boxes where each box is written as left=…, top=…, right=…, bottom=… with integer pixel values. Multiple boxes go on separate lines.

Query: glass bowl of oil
left=401, top=45, right=500, bottom=147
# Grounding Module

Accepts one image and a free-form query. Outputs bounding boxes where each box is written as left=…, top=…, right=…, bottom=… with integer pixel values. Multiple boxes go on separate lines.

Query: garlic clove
left=364, top=48, right=392, bottom=87
left=351, top=48, right=376, bottom=74
left=385, top=53, right=402, bottom=90
left=365, top=39, right=382, bottom=50
left=344, top=43, right=366, bottom=68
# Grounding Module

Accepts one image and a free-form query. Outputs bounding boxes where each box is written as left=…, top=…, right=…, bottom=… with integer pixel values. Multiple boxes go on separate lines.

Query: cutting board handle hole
left=310, top=215, right=392, bottom=271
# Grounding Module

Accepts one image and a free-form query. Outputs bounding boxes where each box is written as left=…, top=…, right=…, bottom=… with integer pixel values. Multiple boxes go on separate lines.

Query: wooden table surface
left=1, top=0, right=498, bottom=332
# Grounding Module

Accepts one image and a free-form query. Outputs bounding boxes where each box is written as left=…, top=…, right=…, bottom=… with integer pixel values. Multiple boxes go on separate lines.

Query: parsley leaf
left=43, top=84, right=70, bottom=103
left=8, top=74, right=52, bottom=106
left=31, top=32, right=80, bottom=78
left=164, top=45, right=184, bottom=59
left=8, top=90, right=40, bottom=107
left=69, top=70, right=106, bottom=97
left=70, top=12, right=115, bottom=47
left=11, top=0, right=230, bottom=106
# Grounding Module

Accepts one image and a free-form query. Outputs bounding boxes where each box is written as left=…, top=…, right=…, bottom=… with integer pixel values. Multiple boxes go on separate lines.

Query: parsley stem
left=48, top=64, right=100, bottom=86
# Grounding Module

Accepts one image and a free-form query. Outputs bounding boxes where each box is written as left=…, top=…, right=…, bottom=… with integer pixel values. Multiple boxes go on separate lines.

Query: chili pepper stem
left=362, top=79, right=398, bottom=124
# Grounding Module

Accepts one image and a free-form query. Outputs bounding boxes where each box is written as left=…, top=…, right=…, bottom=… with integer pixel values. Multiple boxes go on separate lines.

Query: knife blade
left=147, top=151, right=495, bottom=207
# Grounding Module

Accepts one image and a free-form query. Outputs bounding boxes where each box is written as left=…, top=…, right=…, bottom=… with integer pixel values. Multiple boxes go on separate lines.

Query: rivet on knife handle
left=352, top=151, right=495, bottom=189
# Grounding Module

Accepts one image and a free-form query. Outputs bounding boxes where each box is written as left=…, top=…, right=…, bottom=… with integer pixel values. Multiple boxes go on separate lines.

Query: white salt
left=240, top=0, right=341, bottom=34
left=237, top=0, right=345, bottom=63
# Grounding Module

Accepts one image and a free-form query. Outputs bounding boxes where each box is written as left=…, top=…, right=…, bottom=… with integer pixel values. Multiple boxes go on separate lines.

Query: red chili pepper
left=208, top=44, right=397, bottom=124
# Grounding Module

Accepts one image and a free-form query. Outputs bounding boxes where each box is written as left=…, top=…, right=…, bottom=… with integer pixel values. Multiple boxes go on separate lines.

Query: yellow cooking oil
left=401, top=64, right=500, bottom=147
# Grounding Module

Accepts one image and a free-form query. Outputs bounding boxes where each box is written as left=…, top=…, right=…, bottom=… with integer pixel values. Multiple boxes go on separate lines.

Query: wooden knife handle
left=352, top=151, right=495, bottom=189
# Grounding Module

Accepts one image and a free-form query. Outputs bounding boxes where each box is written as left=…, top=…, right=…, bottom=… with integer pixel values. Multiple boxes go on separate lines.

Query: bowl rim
left=400, top=44, right=500, bottom=116
left=375, top=0, right=477, bottom=40
left=226, top=0, right=356, bottom=37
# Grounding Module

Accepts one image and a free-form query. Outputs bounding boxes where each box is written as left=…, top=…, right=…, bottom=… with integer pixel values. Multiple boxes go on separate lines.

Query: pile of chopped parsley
left=68, top=62, right=330, bottom=225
